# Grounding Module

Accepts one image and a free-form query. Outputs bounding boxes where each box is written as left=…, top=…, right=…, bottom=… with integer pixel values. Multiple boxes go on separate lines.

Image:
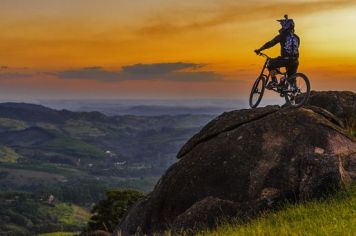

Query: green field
left=0, top=192, right=90, bottom=235
left=0, top=146, right=21, bottom=163
left=204, top=185, right=356, bottom=236
left=45, top=136, right=105, bottom=158
left=39, top=232, right=77, bottom=236
left=0, top=117, right=28, bottom=131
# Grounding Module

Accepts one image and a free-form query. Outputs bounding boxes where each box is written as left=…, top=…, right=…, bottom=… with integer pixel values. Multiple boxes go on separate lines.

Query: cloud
left=55, top=67, right=119, bottom=81
left=121, top=62, right=204, bottom=75
left=0, top=72, right=32, bottom=79
left=137, top=0, right=356, bottom=35
left=54, top=62, right=223, bottom=82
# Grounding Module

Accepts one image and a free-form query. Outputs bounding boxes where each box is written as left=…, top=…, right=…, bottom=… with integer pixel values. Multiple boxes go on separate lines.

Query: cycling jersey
left=259, top=32, right=300, bottom=58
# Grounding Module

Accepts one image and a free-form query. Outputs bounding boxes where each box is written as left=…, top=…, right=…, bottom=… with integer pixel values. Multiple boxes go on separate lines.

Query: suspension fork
left=259, top=58, right=270, bottom=84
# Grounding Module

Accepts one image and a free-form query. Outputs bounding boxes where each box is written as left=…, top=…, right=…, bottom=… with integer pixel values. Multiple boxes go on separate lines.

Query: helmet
left=277, top=14, right=295, bottom=33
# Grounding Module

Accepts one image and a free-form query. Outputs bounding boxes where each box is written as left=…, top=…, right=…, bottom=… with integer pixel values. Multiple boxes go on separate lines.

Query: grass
left=39, top=232, right=78, bottom=236
left=72, top=205, right=92, bottom=221
left=0, top=165, right=68, bottom=185
left=351, top=131, right=356, bottom=138
left=0, top=146, right=21, bottom=163
left=37, top=203, right=89, bottom=236
left=203, top=184, right=356, bottom=236
left=0, top=162, right=84, bottom=175
left=51, top=203, right=90, bottom=226
left=45, top=137, right=105, bottom=158
left=63, top=120, right=106, bottom=137
left=0, top=117, right=28, bottom=130
left=0, top=192, right=90, bottom=235
left=36, top=122, right=61, bottom=131
left=345, top=118, right=355, bottom=138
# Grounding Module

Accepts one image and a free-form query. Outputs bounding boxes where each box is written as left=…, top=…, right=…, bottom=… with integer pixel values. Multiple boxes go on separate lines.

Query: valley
left=0, top=102, right=216, bottom=235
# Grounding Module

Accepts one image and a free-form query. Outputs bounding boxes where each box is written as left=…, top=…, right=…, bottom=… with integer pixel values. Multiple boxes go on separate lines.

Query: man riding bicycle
left=254, top=15, right=300, bottom=89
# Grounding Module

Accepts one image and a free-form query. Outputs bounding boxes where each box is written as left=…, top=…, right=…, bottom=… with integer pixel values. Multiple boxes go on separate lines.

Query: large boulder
left=118, top=94, right=356, bottom=235
left=172, top=197, right=240, bottom=233
left=299, top=91, right=356, bottom=130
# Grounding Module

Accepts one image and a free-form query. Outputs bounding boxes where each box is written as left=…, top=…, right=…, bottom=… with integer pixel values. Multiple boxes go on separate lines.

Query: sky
left=0, top=0, right=355, bottom=100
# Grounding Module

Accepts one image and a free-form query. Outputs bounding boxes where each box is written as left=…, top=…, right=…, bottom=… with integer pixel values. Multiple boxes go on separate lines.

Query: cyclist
left=254, top=15, right=300, bottom=88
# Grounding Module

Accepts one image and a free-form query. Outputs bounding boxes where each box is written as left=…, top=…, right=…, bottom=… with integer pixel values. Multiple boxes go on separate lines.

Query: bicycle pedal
left=266, top=82, right=276, bottom=90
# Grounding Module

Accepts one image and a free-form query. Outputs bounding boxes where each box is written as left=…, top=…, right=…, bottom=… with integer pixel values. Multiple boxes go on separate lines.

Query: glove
left=254, top=49, right=261, bottom=55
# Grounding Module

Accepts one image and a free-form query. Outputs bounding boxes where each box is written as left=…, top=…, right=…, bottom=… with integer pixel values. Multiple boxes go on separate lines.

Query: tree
left=87, top=189, right=144, bottom=233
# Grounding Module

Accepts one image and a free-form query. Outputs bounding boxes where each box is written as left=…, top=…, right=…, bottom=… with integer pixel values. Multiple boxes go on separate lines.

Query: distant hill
left=39, top=99, right=250, bottom=116
left=116, top=105, right=235, bottom=116
left=0, top=102, right=109, bottom=123
left=0, top=126, right=55, bottom=146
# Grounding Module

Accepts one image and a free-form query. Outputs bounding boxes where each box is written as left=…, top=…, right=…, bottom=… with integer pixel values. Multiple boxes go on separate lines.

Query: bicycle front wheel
left=249, top=75, right=266, bottom=108
left=284, top=73, right=310, bottom=108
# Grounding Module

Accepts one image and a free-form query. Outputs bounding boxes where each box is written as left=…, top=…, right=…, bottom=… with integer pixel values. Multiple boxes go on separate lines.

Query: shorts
left=267, top=57, right=299, bottom=77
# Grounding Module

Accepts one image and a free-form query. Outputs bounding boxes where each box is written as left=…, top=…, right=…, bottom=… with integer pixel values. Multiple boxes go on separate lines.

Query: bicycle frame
left=258, top=54, right=270, bottom=82
left=257, top=53, right=290, bottom=94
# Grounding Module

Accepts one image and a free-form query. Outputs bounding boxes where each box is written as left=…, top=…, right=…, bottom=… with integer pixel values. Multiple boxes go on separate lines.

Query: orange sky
left=0, top=0, right=355, bottom=99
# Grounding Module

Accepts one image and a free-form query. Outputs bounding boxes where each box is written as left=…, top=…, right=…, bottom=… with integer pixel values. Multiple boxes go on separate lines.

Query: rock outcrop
left=299, top=90, right=356, bottom=128
left=118, top=91, right=356, bottom=235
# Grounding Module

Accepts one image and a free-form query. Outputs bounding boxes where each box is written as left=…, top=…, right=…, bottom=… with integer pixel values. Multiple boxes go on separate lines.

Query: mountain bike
left=249, top=53, right=310, bottom=108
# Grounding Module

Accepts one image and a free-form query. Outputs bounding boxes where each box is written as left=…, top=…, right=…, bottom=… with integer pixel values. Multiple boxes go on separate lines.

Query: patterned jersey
left=284, top=34, right=299, bottom=56
left=260, top=32, right=300, bottom=58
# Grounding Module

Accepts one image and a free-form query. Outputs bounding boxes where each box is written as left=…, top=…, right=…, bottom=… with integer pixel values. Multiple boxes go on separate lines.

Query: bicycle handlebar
left=256, top=52, right=270, bottom=59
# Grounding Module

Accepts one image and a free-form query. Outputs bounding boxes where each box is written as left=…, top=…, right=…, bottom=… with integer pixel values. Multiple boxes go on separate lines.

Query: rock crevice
left=177, top=105, right=281, bottom=158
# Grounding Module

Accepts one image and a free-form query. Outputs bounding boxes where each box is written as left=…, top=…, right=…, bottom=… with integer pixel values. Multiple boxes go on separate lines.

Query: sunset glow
left=0, top=0, right=355, bottom=99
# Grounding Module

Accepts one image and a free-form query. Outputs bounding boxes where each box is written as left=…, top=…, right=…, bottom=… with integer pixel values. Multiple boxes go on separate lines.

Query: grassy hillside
left=0, top=146, right=21, bottom=163
left=0, top=192, right=90, bottom=235
left=204, top=185, right=356, bottom=236
left=0, top=117, right=28, bottom=131
left=44, top=136, right=105, bottom=158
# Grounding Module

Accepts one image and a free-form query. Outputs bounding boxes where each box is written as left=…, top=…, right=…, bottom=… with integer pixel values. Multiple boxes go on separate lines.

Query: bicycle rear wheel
left=249, top=75, right=266, bottom=108
left=284, top=73, right=310, bottom=108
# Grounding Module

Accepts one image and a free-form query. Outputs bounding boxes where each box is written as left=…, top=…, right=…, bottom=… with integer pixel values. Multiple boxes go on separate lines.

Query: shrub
left=86, top=189, right=144, bottom=233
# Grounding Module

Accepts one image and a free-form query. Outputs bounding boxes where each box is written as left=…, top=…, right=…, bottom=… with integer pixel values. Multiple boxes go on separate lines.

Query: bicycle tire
left=284, top=73, right=311, bottom=108
left=249, top=75, right=266, bottom=108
